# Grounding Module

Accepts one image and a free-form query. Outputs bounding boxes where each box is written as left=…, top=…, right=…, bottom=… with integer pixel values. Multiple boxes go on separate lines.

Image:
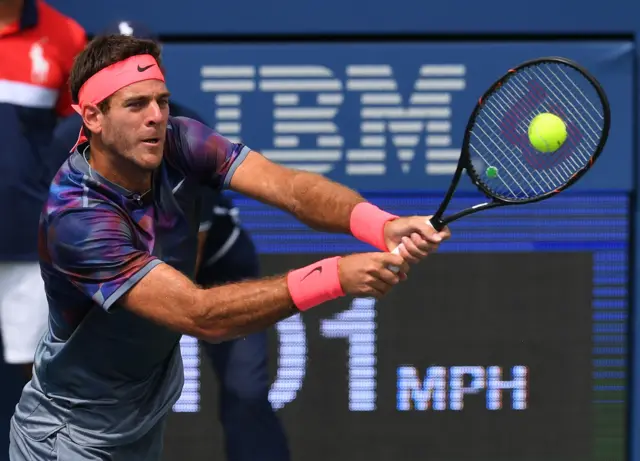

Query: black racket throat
left=429, top=160, right=505, bottom=231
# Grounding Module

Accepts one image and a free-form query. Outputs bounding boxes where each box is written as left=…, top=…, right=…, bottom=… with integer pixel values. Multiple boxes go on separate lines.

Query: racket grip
left=388, top=245, right=403, bottom=273
left=387, top=218, right=439, bottom=273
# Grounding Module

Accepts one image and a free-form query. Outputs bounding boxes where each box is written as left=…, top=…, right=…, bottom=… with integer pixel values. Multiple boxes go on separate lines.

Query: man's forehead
left=114, top=80, right=169, bottom=99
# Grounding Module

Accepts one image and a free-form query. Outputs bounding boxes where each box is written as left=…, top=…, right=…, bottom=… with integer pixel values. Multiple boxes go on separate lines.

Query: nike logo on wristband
left=301, top=266, right=322, bottom=281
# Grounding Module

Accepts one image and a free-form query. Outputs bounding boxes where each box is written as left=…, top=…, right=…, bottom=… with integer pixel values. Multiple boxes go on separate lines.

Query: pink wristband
left=350, top=202, right=399, bottom=251
left=287, top=256, right=345, bottom=311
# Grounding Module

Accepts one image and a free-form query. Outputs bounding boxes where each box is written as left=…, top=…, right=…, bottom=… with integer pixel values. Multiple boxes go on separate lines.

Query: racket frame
left=430, top=56, right=611, bottom=231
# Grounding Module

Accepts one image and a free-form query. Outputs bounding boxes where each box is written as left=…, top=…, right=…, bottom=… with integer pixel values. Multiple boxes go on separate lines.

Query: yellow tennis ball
left=528, top=113, right=567, bottom=153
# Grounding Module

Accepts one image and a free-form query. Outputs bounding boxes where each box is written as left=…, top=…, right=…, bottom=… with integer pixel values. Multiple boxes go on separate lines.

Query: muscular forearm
left=192, top=275, right=297, bottom=342
left=231, top=152, right=367, bottom=234
left=285, top=170, right=365, bottom=233
left=123, top=264, right=298, bottom=343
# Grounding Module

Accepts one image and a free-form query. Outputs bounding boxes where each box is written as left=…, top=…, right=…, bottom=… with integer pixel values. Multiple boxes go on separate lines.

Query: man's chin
left=136, top=149, right=164, bottom=170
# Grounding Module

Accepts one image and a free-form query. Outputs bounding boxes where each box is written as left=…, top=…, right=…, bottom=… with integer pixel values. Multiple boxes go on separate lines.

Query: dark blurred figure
left=0, top=1, right=85, bottom=460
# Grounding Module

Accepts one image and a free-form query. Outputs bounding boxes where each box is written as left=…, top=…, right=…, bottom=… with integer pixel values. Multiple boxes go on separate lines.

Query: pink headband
left=70, top=54, right=165, bottom=150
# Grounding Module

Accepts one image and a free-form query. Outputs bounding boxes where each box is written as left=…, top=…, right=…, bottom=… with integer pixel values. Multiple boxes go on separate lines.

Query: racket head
left=460, top=57, right=611, bottom=204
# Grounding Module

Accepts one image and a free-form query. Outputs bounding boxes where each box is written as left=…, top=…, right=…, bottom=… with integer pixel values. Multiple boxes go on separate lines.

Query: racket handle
left=388, top=245, right=403, bottom=274
left=387, top=218, right=439, bottom=273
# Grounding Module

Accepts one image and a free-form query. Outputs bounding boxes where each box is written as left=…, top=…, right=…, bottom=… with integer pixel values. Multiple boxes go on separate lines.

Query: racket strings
left=484, top=81, right=572, bottom=191
left=524, top=65, right=603, bottom=160
left=467, top=61, right=606, bottom=201
left=484, top=79, right=583, bottom=191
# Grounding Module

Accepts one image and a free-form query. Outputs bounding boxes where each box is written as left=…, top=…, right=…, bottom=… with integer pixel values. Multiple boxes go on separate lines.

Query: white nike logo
left=172, top=178, right=185, bottom=194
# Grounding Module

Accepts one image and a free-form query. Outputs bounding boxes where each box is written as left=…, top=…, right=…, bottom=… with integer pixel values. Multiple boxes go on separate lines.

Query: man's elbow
left=186, top=291, right=237, bottom=343
left=192, top=323, right=237, bottom=343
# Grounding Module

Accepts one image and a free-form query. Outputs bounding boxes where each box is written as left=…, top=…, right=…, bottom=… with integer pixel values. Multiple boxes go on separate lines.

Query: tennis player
left=53, top=20, right=292, bottom=460
left=9, top=34, right=450, bottom=460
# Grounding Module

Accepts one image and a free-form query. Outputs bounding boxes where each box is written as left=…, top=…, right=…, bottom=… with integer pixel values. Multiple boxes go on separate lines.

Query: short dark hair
left=69, top=34, right=163, bottom=112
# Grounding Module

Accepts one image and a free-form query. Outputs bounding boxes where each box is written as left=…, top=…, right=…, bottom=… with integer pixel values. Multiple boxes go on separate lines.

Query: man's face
left=98, top=80, right=170, bottom=171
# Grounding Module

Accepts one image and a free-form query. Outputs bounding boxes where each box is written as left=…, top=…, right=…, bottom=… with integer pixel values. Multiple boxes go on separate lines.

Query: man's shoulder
left=167, top=113, right=214, bottom=134
left=165, top=115, right=232, bottom=154
left=169, top=103, right=207, bottom=125
left=164, top=116, right=200, bottom=164
left=45, top=158, right=126, bottom=226
left=43, top=200, right=131, bottom=255
left=166, top=114, right=198, bottom=136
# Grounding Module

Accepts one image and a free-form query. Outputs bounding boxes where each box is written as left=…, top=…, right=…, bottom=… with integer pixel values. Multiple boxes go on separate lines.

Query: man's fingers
left=417, top=224, right=443, bottom=243
left=402, top=235, right=429, bottom=259
left=376, top=268, right=401, bottom=286
left=380, top=253, right=410, bottom=274
left=366, top=278, right=389, bottom=297
left=439, top=225, right=452, bottom=240
left=397, top=242, right=419, bottom=264
left=412, top=217, right=446, bottom=243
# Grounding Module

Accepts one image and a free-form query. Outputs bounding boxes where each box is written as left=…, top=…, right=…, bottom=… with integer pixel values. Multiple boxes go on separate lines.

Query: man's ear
left=82, top=104, right=103, bottom=136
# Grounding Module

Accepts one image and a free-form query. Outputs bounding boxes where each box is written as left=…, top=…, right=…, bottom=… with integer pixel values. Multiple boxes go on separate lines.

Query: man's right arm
left=122, top=263, right=296, bottom=342
left=49, top=208, right=408, bottom=343
left=122, top=250, right=408, bottom=342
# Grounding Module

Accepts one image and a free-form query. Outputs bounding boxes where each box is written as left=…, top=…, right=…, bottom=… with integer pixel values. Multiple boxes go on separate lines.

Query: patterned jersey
left=12, top=116, right=250, bottom=446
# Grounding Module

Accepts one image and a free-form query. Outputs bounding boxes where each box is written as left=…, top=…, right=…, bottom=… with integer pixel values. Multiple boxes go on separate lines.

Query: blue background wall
left=45, top=0, right=640, bottom=35
left=15, top=1, right=639, bottom=459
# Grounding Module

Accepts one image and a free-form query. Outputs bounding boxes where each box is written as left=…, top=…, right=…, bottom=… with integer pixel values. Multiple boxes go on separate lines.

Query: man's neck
left=86, top=143, right=152, bottom=195
left=0, top=0, right=24, bottom=30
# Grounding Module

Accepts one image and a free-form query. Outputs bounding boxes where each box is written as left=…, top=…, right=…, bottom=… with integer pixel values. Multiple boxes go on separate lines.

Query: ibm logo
left=199, top=65, right=466, bottom=176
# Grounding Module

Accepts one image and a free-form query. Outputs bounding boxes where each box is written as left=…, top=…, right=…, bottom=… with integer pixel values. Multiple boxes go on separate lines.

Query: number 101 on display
left=173, top=298, right=529, bottom=413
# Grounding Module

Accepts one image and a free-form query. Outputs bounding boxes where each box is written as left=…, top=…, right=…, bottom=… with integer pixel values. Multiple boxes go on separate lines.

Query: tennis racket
left=391, top=56, right=610, bottom=262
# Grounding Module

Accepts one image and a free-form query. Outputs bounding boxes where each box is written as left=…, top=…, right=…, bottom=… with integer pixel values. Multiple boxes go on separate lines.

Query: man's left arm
left=230, top=151, right=364, bottom=234
left=170, top=116, right=451, bottom=261
left=229, top=153, right=451, bottom=261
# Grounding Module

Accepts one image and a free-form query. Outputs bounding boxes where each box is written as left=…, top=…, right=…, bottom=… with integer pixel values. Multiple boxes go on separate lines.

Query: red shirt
left=0, top=0, right=86, bottom=116
left=0, top=0, right=86, bottom=261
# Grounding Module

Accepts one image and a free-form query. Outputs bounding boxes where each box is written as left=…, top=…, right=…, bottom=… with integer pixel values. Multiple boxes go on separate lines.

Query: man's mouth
left=141, top=137, right=160, bottom=146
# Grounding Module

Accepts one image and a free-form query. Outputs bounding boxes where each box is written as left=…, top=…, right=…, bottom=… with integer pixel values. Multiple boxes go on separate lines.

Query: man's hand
left=338, top=253, right=410, bottom=299
left=383, top=216, right=451, bottom=264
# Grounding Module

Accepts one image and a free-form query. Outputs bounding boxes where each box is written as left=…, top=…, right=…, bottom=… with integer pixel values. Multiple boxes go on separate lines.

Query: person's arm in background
left=54, top=16, right=86, bottom=120
left=167, top=102, right=225, bottom=275
left=195, top=188, right=216, bottom=274
left=48, top=114, right=83, bottom=173
left=44, top=16, right=87, bottom=180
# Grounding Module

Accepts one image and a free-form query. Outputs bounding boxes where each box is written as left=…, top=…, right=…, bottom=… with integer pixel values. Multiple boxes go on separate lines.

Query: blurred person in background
left=0, top=0, right=85, bottom=380
left=50, top=21, right=291, bottom=461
